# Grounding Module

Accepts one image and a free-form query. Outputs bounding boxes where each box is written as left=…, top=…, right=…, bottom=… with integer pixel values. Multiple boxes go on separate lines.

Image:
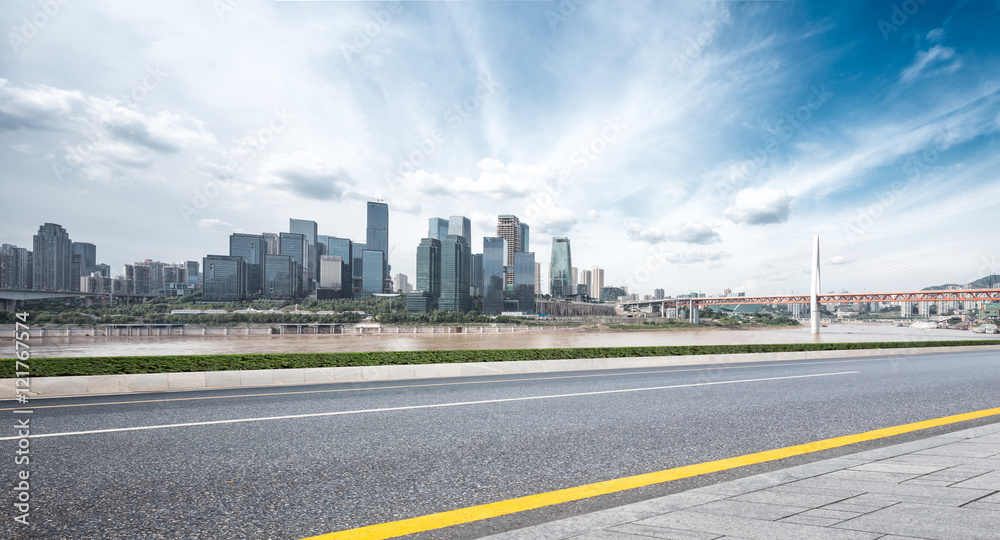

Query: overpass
left=0, top=288, right=109, bottom=312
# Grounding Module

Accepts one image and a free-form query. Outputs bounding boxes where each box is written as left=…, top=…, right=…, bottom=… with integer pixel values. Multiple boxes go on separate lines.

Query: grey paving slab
left=779, top=514, right=842, bottom=527
left=950, top=470, right=1000, bottom=490
left=848, top=463, right=947, bottom=475
left=638, top=510, right=881, bottom=540
left=605, top=523, right=724, bottom=540
left=822, top=469, right=924, bottom=484
left=847, top=437, right=965, bottom=461
left=731, top=488, right=851, bottom=508
left=799, top=508, right=863, bottom=521
left=686, top=500, right=806, bottom=521
left=780, top=476, right=994, bottom=506
left=913, top=442, right=999, bottom=459
left=835, top=503, right=1000, bottom=539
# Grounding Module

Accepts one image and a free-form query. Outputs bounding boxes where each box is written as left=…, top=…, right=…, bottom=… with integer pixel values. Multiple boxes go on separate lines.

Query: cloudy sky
left=3, top=0, right=1000, bottom=296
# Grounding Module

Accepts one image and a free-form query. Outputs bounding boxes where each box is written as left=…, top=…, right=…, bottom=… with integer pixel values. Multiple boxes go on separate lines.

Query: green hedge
left=8, top=340, right=999, bottom=378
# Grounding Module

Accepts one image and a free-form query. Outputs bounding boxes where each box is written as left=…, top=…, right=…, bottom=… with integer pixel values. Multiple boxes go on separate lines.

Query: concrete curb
left=4, top=345, right=999, bottom=399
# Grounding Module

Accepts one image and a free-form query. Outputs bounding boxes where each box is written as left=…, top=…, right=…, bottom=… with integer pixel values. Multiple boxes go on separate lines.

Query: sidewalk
left=482, top=422, right=1000, bottom=540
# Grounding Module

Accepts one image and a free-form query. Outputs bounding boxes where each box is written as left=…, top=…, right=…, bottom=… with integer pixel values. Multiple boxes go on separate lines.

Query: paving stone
left=900, top=479, right=954, bottom=487
left=849, top=463, right=946, bottom=475
left=731, top=489, right=851, bottom=509
left=822, top=470, right=923, bottom=484
left=950, top=471, right=1000, bottom=490
left=821, top=502, right=886, bottom=514
left=687, top=500, right=805, bottom=521
left=848, top=437, right=964, bottom=461
left=798, top=508, right=862, bottom=521
left=779, top=514, right=842, bottom=527
left=638, top=510, right=881, bottom=540
left=963, top=501, right=1000, bottom=512
left=835, top=502, right=1000, bottom=539
left=605, top=523, right=723, bottom=540
left=914, top=443, right=999, bottom=459
left=781, top=476, right=993, bottom=506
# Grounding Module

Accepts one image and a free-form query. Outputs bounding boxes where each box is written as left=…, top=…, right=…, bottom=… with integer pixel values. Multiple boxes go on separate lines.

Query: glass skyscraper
left=519, top=223, right=529, bottom=254
left=264, top=254, right=298, bottom=299
left=327, top=237, right=353, bottom=298
left=289, top=219, right=318, bottom=291
left=415, top=238, right=441, bottom=297
left=439, top=235, right=471, bottom=313
left=203, top=255, right=247, bottom=301
left=482, top=237, right=506, bottom=315
left=279, top=232, right=307, bottom=296
left=514, top=251, right=536, bottom=314
left=471, top=253, right=483, bottom=296
left=72, top=242, right=97, bottom=276
left=229, top=233, right=266, bottom=297
left=428, top=217, right=449, bottom=242
left=366, top=202, right=389, bottom=291
left=361, top=249, right=385, bottom=298
left=550, top=237, right=573, bottom=298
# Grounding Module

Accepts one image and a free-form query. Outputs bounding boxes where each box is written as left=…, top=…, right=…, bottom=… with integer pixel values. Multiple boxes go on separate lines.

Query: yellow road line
left=0, top=358, right=871, bottom=411
left=302, top=406, right=1000, bottom=540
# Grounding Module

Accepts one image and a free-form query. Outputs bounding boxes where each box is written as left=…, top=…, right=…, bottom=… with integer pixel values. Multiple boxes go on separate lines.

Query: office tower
left=591, top=267, right=605, bottom=299
left=496, top=215, right=521, bottom=286
left=535, top=262, right=541, bottom=293
left=70, top=253, right=82, bottom=291
left=230, top=233, right=266, bottom=297
left=428, top=218, right=450, bottom=242
left=415, top=238, right=442, bottom=298
left=202, top=255, right=247, bottom=301
left=359, top=250, right=385, bottom=298
left=289, top=219, right=318, bottom=292
left=482, top=237, right=507, bottom=315
left=571, top=267, right=579, bottom=290
left=318, top=255, right=344, bottom=298
left=581, top=270, right=592, bottom=298
left=448, top=216, right=471, bottom=246
left=32, top=223, right=73, bottom=291
left=519, top=223, right=529, bottom=254
left=550, top=237, right=573, bottom=298
left=352, top=242, right=367, bottom=295
left=326, top=237, right=353, bottom=298
left=440, top=235, right=471, bottom=312
left=71, top=242, right=97, bottom=276
left=654, top=288, right=665, bottom=300
left=366, top=202, right=389, bottom=288
left=600, top=286, right=628, bottom=302
left=264, top=254, right=298, bottom=299
left=394, top=273, right=410, bottom=293
left=262, top=233, right=280, bottom=255
left=279, top=232, right=308, bottom=296
left=514, top=252, right=536, bottom=314
left=0, top=244, right=31, bottom=289
left=185, top=261, right=200, bottom=283
left=471, top=253, right=483, bottom=296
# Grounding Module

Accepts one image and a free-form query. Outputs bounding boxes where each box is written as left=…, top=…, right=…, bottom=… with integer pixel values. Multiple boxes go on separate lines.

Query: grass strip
left=9, top=340, right=1000, bottom=378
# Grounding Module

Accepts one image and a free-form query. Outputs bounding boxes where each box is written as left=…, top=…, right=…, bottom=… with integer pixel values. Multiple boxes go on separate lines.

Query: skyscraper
left=440, top=235, right=471, bottom=313
left=482, top=237, right=506, bottom=315
left=519, top=223, right=530, bottom=254
left=550, top=237, right=573, bottom=298
left=202, top=255, right=248, bottom=301
left=497, top=215, right=521, bottom=286
left=448, top=216, right=471, bottom=246
left=32, top=223, right=72, bottom=291
left=581, top=269, right=593, bottom=298
left=229, top=233, right=266, bottom=297
left=367, top=202, right=389, bottom=290
left=262, top=233, right=280, bottom=255
left=264, top=254, right=298, bottom=299
left=289, top=219, right=318, bottom=292
left=513, top=252, right=536, bottom=314
left=352, top=242, right=367, bottom=296
left=409, top=237, right=442, bottom=313
left=394, top=273, right=410, bottom=293
left=471, top=253, right=484, bottom=296
left=591, top=267, right=605, bottom=299
left=0, top=244, right=31, bottom=290
left=572, top=267, right=579, bottom=290
left=361, top=249, right=384, bottom=298
left=326, top=237, right=353, bottom=298
left=535, top=262, right=541, bottom=293
left=279, top=232, right=307, bottom=297
left=319, top=255, right=344, bottom=296
left=428, top=218, right=450, bottom=242
left=72, top=242, right=97, bottom=276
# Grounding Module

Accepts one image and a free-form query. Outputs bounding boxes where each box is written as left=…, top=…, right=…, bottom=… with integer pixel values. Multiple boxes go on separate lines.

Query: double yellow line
left=303, top=406, right=1000, bottom=540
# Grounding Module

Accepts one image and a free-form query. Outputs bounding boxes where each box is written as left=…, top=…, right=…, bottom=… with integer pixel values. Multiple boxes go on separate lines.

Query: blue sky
left=2, top=0, right=1000, bottom=296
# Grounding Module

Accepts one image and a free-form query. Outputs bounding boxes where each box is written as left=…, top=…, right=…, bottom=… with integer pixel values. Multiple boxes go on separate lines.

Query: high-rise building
left=513, top=252, right=536, bottom=314
left=394, top=273, right=410, bottom=293
left=482, top=237, right=507, bottom=315
left=654, top=288, right=665, bottom=300
left=415, top=238, right=442, bottom=298
left=550, top=237, right=573, bottom=298
left=202, top=255, right=247, bottom=301
left=279, top=232, right=308, bottom=296
left=571, top=266, right=579, bottom=290
left=440, top=235, right=471, bottom=313
left=591, top=267, right=605, bottom=299
left=519, top=223, right=530, bottom=254
left=262, top=233, right=280, bottom=255
left=535, top=262, right=541, bottom=293
left=496, top=215, right=521, bottom=286
left=72, top=242, right=97, bottom=276
left=581, top=270, right=593, bottom=298
left=352, top=242, right=367, bottom=296
left=264, top=254, right=298, bottom=299
left=367, top=202, right=389, bottom=290
left=0, top=244, right=31, bottom=289
left=229, top=233, right=266, bottom=297
left=448, top=216, right=471, bottom=246
left=289, top=219, right=318, bottom=292
left=318, top=255, right=344, bottom=297
left=361, top=249, right=385, bottom=298
left=185, top=261, right=200, bottom=283
left=428, top=218, right=450, bottom=242
left=326, top=237, right=353, bottom=298
left=32, top=223, right=73, bottom=291
left=471, top=253, right=484, bottom=296
left=70, top=253, right=82, bottom=291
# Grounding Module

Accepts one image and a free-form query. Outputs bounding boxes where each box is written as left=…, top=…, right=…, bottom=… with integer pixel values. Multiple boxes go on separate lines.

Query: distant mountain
left=922, top=274, right=1000, bottom=291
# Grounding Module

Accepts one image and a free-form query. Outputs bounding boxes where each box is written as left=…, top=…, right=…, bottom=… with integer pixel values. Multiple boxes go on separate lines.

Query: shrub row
left=9, top=340, right=999, bottom=378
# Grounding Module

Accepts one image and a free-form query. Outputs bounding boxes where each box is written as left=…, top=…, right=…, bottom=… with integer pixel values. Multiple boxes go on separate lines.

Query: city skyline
left=2, top=2, right=1000, bottom=296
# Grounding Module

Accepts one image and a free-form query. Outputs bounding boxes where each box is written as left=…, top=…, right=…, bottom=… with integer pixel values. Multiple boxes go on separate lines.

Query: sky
left=2, top=0, right=1000, bottom=297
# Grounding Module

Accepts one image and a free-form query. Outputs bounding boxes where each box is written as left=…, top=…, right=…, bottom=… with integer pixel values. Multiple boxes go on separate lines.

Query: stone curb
left=3, top=345, right=998, bottom=399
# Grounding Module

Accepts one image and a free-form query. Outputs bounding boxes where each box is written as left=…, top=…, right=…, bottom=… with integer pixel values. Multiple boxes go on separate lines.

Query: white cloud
left=668, top=222, right=721, bottom=244
left=197, top=218, right=235, bottom=231
left=625, top=222, right=666, bottom=243
left=532, top=206, right=577, bottom=235
left=900, top=45, right=958, bottom=85
left=258, top=152, right=353, bottom=201
left=724, top=187, right=792, bottom=225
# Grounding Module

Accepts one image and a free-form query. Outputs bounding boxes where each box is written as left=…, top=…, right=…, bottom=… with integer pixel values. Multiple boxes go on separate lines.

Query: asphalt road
left=3, top=350, right=999, bottom=539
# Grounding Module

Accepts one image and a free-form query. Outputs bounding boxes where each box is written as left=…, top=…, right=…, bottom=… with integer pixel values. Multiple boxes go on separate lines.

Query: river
left=4, top=323, right=998, bottom=358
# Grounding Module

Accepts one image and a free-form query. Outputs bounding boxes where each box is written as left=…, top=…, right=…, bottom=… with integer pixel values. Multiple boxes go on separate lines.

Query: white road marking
left=2, top=371, right=857, bottom=440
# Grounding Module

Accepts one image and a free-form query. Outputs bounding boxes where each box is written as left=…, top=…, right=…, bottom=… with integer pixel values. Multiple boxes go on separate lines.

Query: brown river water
left=4, top=324, right=998, bottom=358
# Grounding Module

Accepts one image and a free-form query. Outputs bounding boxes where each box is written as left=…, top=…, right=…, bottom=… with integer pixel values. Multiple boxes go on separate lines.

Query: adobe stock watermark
left=384, top=75, right=498, bottom=186
left=717, top=84, right=834, bottom=199
left=341, top=1, right=403, bottom=62
left=546, top=0, right=587, bottom=30
left=50, top=65, right=169, bottom=183
left=7, top=0, right=72, bottom=53
left=843, top=131, right=949, bottom=242
left=877, top=0, right=931, bottom=41
left=179, top=107, right=295, bottom=224
left=672, top=8, right=734, bottom=68
left=524, top=116, right=628, bottom=223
